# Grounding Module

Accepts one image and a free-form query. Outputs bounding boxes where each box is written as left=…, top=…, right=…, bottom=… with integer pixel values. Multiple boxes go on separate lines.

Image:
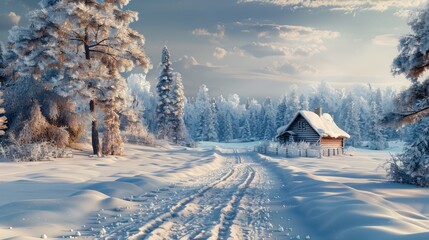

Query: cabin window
left=298, top=121, right=306, bottom=130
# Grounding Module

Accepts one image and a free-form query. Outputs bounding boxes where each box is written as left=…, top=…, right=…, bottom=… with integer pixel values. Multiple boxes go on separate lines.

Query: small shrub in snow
left=385, top=117, right=429, bottom=187
left=3, top=141, right=72, bottom=162
left=17, top=104, right=69, bottom=148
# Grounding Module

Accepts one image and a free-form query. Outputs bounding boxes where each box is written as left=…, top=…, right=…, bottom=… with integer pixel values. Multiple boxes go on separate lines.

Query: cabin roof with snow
left=277, top=110, right=350, bottom=139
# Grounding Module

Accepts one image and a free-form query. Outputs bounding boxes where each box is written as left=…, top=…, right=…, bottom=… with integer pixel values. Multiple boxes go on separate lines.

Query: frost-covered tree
left=286, top=89, right=300, bottom=123
left=276, top=96, right=287, bottom=129
left=343, top=94, right=361, bottom=147
left=0, top=91, right=7, bottom=136
left=207, top=98, right=218, bottom=142
left=184, top=97, right=199, bottom=139
left=263, top=100, right=276, bottom=140
left=241, top=118, right=251, bottom=141
left=247, top=99, right=262, bottom=140
left=195, top=85, right=212, bottom=141
left=300, top=94, right=309, bottom=111
left=387, top=117, right=429, bottom=187
left=121, top=74, right=153, bottom=144
left=223, top=112, right=233, bottom=142
left=384, top=3, right=429, bottom=185
left=169, top=72, right=188, bottom=144
left=126, top=73, right=156, bottom=132
left=9, top=0, right=150, bottom=155
left=0, top=44, right=6, bottom=84
left=368, top=100, right=388, bottom=150
left=156, top=46, right=175, bottom=140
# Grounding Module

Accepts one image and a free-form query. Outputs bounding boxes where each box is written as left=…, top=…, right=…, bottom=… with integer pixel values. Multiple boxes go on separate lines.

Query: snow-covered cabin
left=276, top=109, right=350, bottom=149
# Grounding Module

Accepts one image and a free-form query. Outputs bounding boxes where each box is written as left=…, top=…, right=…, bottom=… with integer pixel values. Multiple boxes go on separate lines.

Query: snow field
left=256, top=148, right=429, bottom=240
left=0, top=144, right=228, bottom=239
left=2, top=142, right=428, bottom=239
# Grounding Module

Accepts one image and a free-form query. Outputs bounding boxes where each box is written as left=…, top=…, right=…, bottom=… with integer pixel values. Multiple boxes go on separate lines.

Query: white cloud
left=237, top=0, right=426, bottom=12
left=263, top=62, right=317, bottom=75
left=0, top=12, right=21, bottom=30
left=175, top=55, right=200, bottom=69
left=241, top=42, right=326, bottom=58
left=241, top=42, right=285, bottom=58
left=192, top=25, right=225, bottom=39
left=7, top=12, right=20, bottom=25
left=372, top=34, right=399, bottom=46
left=278, top=25, right=340, bottom=42
left=175, top=55, right=224, bottom=69
left=213, top=47, right=228, bottom=59
left=235, top=22, right=340, bottom=43
left=394, top=9, right=412, bottom=19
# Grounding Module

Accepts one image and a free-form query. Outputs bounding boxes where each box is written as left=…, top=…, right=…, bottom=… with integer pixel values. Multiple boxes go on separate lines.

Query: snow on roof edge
left=277, top=110, right=350, bottom=139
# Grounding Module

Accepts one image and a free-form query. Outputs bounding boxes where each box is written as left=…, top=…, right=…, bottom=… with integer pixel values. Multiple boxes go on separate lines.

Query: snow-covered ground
left=0, top=142, right=428, bottom=239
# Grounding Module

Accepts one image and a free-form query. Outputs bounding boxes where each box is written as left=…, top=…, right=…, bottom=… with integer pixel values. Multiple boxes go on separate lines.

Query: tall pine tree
left=169, top=72, right=188, bottom=144
left=156, top=46, right=175, bottom=140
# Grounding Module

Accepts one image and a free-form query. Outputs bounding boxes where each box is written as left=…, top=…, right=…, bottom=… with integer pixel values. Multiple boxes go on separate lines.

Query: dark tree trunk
left=90, top=99, right=100, bottom=155
left=85, top=27, right=100, bottom=155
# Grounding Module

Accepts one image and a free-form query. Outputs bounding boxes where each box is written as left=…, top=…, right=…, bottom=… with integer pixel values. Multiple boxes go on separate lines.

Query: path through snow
left=86, top=149, right=315, bottom=240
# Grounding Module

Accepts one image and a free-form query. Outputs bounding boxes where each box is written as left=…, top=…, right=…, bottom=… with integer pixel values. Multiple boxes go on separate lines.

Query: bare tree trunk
left=90, top=99, right=100, bottom=155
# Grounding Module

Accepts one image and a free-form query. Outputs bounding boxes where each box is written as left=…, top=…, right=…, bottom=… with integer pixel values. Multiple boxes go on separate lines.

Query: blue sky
left=0, top=0, right=426, bottom=97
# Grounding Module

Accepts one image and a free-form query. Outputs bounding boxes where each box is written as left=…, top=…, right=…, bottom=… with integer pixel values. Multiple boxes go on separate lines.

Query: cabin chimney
left=314, top=107, right=322, bottom=116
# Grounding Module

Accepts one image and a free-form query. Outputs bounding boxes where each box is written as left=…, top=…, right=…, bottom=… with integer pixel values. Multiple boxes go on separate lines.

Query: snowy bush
left=16, top=104, right=70, bottom=147
left=1, top=142, right=72, bottom=162
left=3, top=79, right=85, bottom=147
left=386, top=118, right=429, bottom=187
left=0, top=104, right=73, bottom=162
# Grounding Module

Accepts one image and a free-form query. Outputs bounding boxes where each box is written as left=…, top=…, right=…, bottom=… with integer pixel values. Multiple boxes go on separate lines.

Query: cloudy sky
left=0, top=0, right=426, bottom=98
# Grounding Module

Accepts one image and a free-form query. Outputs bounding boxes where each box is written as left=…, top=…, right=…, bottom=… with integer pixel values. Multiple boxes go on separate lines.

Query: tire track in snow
left=99, top=164, right=235, bottom=239
left=208, top=165, right=256, bottom=240
left=127, top=166, right=237, bottom=240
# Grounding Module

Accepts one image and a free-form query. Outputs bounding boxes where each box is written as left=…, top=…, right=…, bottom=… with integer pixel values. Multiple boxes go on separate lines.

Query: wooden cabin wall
left=287, top=115, right=320, bottom=144
left=320, top=137, right=343, bottom=148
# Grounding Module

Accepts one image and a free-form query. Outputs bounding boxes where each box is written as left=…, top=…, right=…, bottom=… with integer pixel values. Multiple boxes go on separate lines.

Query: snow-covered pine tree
left=184, top=97, right=199, bottom=139
left=207, top=98, right=218, bottom=142
left=344, top=93, right=361, bottom=147
left=195, top=85, right=211, bottom=141
left=263, top=101, right=277, bottom=140
left=276, top=96, right=287, bottom=129
left=0, top=43, right=18, bottom=84
left=286, top=90, right=300, bottom=123
left=300, top=94, right=309, bottom=111
left=241, top=118, right=251, bottom=141
left=387, top=117, right=429, bottom=187
left=368, top=100, right=388, bottom=150
left=247, top=99, right=261, bottom=140
left=156, top=46, right=175, bottom=140
left=0, top=91, right=7, bottom=136
left=258, top=98, right=271, bottom=139
left=9, top=0, right=150, bottom=155
left=0, top=44, right=5, bottom=84
left=223, top=111, right=233, bottom=142
left=169, top=72, right=188, bottom=144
